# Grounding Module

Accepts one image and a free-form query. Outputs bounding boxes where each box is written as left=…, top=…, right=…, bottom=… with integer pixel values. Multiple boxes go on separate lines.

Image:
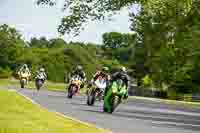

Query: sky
left=0, top=0, right=134, bottom=44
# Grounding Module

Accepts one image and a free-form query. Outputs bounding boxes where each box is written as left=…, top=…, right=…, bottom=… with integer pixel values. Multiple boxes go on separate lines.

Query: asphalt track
left=6, top=88, right=200, bottom=133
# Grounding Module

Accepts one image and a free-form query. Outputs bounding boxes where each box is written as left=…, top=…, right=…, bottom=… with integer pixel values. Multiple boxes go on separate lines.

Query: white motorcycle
left=35, top=73, right=45, bottom=91
left=87, top=77, right=107, bottom=106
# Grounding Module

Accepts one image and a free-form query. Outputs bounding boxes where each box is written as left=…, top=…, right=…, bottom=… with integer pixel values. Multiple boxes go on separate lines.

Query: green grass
left=0, top=89, right=108, bottom=133
left=0, top=78, right=90, bottom=93
left=0, top=79, right=18, bottom=87
left=0, top=78, right=66, bottom=92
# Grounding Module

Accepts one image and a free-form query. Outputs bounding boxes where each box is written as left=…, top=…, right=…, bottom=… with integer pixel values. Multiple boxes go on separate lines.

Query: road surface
left=6, top=88, right=200, bottom=133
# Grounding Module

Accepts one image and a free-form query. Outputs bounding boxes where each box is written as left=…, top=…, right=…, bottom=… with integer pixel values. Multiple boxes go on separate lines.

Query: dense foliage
left=0, top=25, right=125, bottom=82
left=131, top=0, right=200, bottom=94
left=36, top=0, right=200, bottom=95
left=0, top=24, right=25, bottom=78
left=1, top=0, right=200, bottom=98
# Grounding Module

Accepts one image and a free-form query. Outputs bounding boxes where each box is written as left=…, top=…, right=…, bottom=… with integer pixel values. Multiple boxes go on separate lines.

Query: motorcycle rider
left=88, top=67, right=110, bottom=93
left=91, top=67, right=110, bottom=83
left=18, top=64, right=31, bottom=81
left=69, top=65, right=86, bottom=88
left=105, top=66, right=130, bottom=99
left=35, top=67, right=47, bottom=82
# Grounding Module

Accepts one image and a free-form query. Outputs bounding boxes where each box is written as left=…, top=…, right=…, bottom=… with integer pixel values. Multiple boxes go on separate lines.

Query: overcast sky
left=0, top=0, right=136, bottom=44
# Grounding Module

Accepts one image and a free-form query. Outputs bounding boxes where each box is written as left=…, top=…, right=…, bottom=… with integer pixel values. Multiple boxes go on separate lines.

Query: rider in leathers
left=18, top=64, right=31, bottom=81
left=105, top=66, right=130, bottom=99
left=88, top=67, right=110, bottom=93
left=35, top=67, right=47, bottom=82
left=69, top=65, right=86, bottom=88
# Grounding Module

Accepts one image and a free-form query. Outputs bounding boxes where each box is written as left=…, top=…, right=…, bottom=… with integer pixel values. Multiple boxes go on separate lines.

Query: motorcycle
left=19, top=72, right=29, bottom=88
left=87, top=76, right=107, bottom=106
left=103, top=79, right=127, bottom=113
left=35, top=73, right=45, bottom=91
left=67, top=75, right=83, bottom=98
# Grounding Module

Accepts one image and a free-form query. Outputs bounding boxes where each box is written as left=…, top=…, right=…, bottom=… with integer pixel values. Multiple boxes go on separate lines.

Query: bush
left=142, top=75, right=153, bottom=87
left=0, top=67, right=12, bottom=78
left=7, top=43, right=123, bottom=82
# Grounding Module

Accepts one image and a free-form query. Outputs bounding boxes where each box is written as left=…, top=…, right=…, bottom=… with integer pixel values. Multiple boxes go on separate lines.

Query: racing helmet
left=39, top=68, right=45, bottom=72
left=102, top=67, right=109, bottom=73
left=76, top=65, right=83, bottom=71
left=120, top=66, right=127, bottom=72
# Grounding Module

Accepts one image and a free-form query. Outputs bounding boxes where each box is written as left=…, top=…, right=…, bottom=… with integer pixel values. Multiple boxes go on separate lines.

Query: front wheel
left=110, top=94, right=121, bottom=113
left=87, top=88, right=96, bottom=106
left=21, top=81, right=24, bottom=88
left=104, top=92, right=121, bottom=114
left=35, top=80, right=43, bottom=91
left=67, top=85, right=76, bottom=99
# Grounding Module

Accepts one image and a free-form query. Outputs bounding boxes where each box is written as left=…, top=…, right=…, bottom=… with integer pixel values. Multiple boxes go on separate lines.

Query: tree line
left=1, top=0, right=200, bottom=99
left=0, top=24, right=134, bottom=83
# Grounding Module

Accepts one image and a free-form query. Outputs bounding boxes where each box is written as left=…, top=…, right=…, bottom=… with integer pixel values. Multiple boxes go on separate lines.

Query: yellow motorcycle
left=19, top=71, right=30, bottom=88
left=67, top=75, right=83, bottom=98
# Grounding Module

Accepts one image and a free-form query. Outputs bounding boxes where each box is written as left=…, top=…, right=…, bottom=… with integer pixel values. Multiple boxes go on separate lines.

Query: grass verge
left=0, top=78, right=66, bottom=92
left=0, top=89, right=108, bottom=133
left=0, top=78, right=90, bottom=93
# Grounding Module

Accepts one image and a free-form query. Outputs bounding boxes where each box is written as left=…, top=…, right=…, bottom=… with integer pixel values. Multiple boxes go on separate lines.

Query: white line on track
left=151, top=121, right=200, bottom=127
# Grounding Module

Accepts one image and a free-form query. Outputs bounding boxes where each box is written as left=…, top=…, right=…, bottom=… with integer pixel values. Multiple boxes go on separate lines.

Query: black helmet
left=102, top=67, right=109, bottom=73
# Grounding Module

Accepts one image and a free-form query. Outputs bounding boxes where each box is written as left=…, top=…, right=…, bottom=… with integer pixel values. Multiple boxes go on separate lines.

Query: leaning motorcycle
left=19, top=72, right=29, bottom=88
left=35, top=73, right=45, bottom=91
left=67, top=75, right=82, bottom=98
left=103, top=79, right=127, bottom=113
left=87, top=77, right=107, bottom=106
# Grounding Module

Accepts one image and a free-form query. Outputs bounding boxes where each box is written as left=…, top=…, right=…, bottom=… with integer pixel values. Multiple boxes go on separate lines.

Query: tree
left=37, top=0, right=200, bottom=94
left=102, top=32, right=136, bottom=65
left=0, top=24, right=25, bottom=77
left=37, top=0, right=140, bottom=35
left=48, top=38, right=66, bottom=48
left=29, top=37, right=49, bottom=48
left=0, top=24, right=25, bottom=65
left=36, top=0, right=193, bottom=38
left=130, top=0, right=199, bottom=93
left=102, top=32, right=135, bottom=48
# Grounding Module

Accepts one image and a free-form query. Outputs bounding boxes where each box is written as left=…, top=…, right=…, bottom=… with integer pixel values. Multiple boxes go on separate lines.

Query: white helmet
left=39, top=68, right=45, bottom=72
left=120, top=66, right=126, bottom=72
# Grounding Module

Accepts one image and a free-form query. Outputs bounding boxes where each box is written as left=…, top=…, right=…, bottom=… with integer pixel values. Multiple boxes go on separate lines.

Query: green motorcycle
left=103, top=79, right=127, bottom=113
